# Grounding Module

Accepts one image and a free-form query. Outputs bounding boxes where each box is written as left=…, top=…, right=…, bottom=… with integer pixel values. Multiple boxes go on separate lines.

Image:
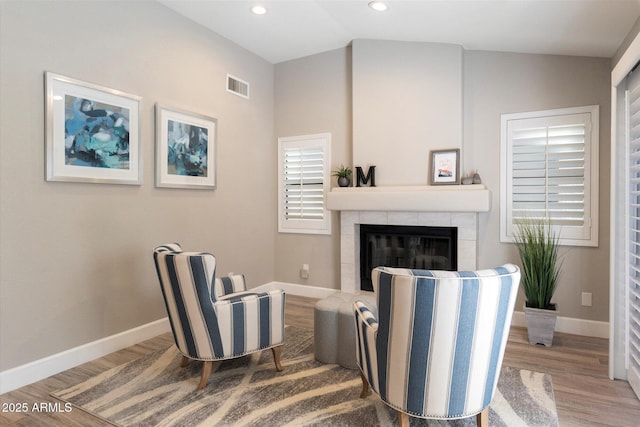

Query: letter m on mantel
left=356, top=166, right=376, bottom=187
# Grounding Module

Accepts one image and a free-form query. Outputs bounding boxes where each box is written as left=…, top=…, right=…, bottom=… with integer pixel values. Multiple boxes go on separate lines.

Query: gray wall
left=0, top=0, right=276, bottom=371
left=274, top=48, right=351, bottom=288
left=352, top=40, right=464, bottom=185
left=614, top=16, right=640, bottom=67
left=465, top=51, right=611, bottom=322
left=274, top=46, right=611, bottom=322
left=0, top=0, right=615, bottom=373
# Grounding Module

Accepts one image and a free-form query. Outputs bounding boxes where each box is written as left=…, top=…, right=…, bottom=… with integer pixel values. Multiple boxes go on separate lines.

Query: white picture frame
left=45, top=72, right=142, bottom=185
left=155, top=104, right=217, bottom=189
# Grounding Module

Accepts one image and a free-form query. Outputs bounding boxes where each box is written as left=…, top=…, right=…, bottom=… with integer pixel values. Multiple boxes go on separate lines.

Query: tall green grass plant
left=513, top=219, right=561, bottom=310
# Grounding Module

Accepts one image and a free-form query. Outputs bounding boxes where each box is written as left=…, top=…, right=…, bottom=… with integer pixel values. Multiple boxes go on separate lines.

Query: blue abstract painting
left=64, top=96, right=131, bottom=169
left=166, top=120, right=208, bottom=177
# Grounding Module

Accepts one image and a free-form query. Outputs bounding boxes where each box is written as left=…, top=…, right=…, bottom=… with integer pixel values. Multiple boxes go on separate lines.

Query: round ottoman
left=314, top=292, right=377, bottom=369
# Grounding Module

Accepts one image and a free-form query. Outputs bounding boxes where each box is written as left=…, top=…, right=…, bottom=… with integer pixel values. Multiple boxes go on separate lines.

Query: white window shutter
left=283, top=145, right=325, bottom=220
left=501, top=106, right=599, bottom=246
left=278, top=133, right=331, bottom=234
left=626, top=68, right=640, bottom=395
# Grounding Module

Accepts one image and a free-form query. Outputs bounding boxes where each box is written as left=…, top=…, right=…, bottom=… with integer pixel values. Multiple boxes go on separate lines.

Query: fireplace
left=359, top=224, right=457, bottom=291
left=338, top=210, right=479, bottom=294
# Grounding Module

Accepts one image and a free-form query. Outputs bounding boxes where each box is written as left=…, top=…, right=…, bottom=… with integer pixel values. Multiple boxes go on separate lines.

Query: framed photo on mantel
left=430, top=149, right=460, bottom=185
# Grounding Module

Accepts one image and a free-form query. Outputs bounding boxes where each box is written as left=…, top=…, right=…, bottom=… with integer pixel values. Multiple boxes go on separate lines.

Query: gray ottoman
left=314, top=292, right=377, bottom=369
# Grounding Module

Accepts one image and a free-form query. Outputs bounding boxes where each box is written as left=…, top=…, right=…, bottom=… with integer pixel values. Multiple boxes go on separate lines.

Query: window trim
left=277, top=132, right=332, bottom=235
left=500, top=105, right=599, bottom=247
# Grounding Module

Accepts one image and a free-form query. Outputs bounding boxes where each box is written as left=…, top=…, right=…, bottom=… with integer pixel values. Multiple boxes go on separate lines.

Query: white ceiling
left=159, top=0, right=640, bottom=64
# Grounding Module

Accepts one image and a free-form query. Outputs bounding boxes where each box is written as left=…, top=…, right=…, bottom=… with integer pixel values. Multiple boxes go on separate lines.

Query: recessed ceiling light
left=368, top=1, right=388, bottom=12
left=251, top=5, right=267, bottom=15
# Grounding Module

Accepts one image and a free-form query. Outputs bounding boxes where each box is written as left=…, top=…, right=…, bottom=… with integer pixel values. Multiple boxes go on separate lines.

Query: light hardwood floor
left=1, top=295, right=639, bottom=426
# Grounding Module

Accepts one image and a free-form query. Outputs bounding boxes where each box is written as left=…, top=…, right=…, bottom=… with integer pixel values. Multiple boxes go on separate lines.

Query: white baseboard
left=0, top=318, right=171, bottom=394
left=260, top=282, right=611, bottom=339
left=511, top=311, right=609, bottom=339
left=1, top=283, right=609, bottom=395
left=253, top=281, right=339, bottom=299
left=0, top=282, right=333, bottom=395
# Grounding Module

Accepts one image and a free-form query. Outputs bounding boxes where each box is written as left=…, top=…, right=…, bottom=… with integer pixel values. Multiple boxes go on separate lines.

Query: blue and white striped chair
left=153, top=243, right=286, bottom=390
left=354, top=264, right=520, bottom=427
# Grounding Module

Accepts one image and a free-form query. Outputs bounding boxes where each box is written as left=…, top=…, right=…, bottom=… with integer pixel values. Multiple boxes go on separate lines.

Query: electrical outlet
left=581, top=292, right=592, bottom=307
left=300, top=264, right=309, bottom=279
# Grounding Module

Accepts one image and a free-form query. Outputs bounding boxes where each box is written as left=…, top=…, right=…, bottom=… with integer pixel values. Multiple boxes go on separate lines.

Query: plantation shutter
left=501, top=106, right=598, bottom=246
left=626, top=67, right=640, bottom=398
left=510, top=115, right=588, bottom=226
left=283, top=145, right=325, bottom=220
left=277, top=133, right=331, bottom=235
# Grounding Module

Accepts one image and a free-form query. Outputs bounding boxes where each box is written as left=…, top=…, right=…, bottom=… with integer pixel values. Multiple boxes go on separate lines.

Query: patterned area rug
left=52, top=326, right=558, bottom=426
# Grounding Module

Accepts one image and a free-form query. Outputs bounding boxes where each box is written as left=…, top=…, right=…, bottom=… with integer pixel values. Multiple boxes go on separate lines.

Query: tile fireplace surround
left=326, top=185, right=491, bottom=294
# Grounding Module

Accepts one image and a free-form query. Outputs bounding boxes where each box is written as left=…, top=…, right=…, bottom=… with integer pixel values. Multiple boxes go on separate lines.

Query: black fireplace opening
left=359, top=224, right=457, bottom=291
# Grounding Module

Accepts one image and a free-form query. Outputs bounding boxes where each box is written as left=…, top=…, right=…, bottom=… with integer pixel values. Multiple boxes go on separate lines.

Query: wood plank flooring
left=1, top=295, right=639, bottom=426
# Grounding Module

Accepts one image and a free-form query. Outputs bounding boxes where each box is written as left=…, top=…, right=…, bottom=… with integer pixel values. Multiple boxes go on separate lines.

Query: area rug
left=52, top=326, right=558, bottom=426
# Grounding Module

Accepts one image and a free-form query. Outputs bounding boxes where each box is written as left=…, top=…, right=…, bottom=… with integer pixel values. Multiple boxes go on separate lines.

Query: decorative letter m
left=356, top=166, right=376, bottom=187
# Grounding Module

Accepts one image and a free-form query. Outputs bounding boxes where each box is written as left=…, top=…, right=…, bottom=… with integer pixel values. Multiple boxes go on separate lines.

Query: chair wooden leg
left=397, top=411, right=410, bottom=427
left=271, top=346, right=283, bottom=372
left=476, top=408, right=488, bottom=427
left=180, top=356, right=190, bottom=367
left=359, top=371, right=369, bottom=398
left=197, top=361, right=213, bottom=390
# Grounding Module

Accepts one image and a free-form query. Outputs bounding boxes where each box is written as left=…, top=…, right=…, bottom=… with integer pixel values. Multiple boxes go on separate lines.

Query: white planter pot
left=524, top=304, right=558, bottom=347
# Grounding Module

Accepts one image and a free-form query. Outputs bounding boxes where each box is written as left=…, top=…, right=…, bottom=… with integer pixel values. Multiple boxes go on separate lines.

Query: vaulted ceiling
left=159, top=0, right=640, bottom=64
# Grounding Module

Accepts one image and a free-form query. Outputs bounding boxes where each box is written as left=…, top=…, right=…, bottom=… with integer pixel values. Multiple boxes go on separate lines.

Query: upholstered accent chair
left=153, top=243, right=286, bottom=390
left=354, top=264, right=520, bottom=427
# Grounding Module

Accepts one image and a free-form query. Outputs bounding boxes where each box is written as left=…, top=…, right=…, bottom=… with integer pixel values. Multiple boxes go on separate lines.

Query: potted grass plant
left=333, top=165, right=353, bottom=187
left=513, top=219, right=562, bottom=347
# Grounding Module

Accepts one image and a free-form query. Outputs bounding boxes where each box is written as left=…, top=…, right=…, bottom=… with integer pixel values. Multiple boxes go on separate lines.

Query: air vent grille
left=227, top=74, right=249, bottom=99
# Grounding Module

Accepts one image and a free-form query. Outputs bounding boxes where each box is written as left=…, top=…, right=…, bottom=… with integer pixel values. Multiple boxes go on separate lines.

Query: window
left=278, top=133, right=331, bottom=234
left=500, top=105, right=599, bottom=247
left=626, top=67, right=640, bottom=392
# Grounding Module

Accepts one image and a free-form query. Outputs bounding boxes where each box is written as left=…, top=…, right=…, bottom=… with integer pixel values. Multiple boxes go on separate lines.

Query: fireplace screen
left=360, top=224, right=457, bottom=291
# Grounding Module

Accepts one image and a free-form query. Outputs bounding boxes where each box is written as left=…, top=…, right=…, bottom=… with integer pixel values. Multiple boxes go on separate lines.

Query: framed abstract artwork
left=155, top=104, right=216, bottom=189
left=45, top=72, right=142, bottom=185
left=430, top=149, right=460, bottom=185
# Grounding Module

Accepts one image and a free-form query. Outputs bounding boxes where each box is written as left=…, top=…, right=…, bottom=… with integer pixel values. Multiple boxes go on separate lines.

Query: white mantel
left=326, top=184, right=490, bottom=212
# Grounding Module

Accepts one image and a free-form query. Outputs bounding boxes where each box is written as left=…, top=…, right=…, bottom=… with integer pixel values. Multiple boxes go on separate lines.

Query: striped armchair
left=354, top=264, right=520, bottom=427
left=153, top=243, right=286, bottom=389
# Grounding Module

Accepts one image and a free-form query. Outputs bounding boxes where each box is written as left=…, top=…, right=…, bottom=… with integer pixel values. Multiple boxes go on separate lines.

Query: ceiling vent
left=226, top=74, right=249, bottom=99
